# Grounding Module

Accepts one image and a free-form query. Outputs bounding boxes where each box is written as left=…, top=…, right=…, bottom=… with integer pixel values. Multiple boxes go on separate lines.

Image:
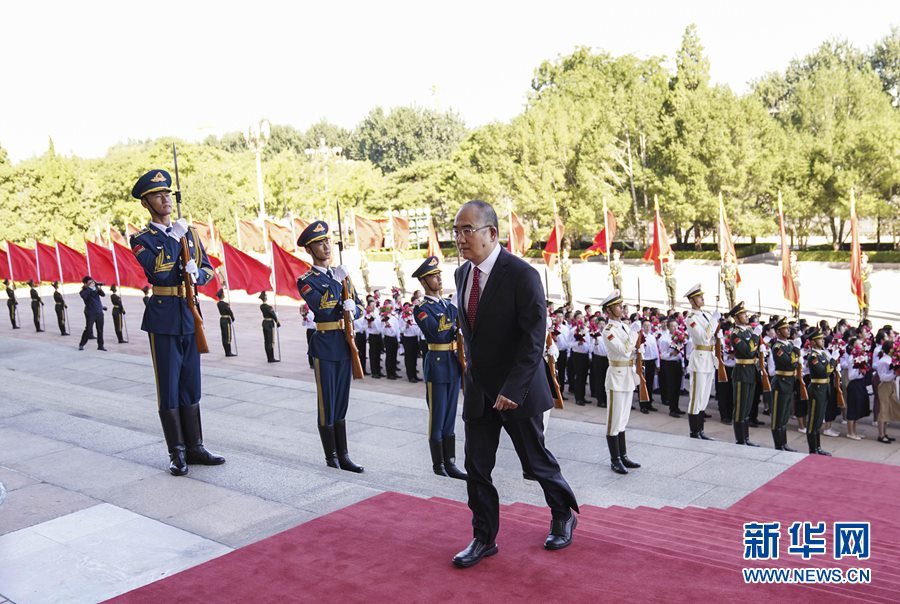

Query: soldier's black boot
left=158, top=408, right=188, bottom=476
left=780, top=428, right=797, bottom=452
left=442, top=436, right=467, bottom=480
left=733, top=420, right=746, bottom=445
left=815, top=433, right=832, bottom=456
left=334, top=420, right=364, bottom=473
left=318, top=425, right=339, bottom=468
left=180, top=404, right=226, bottom=465
left=743, top=421, right=760, bottom=447
left=618, top=432, right=640, bottom=469
left=697, top=414, right=714, bottom=440
left=806, top=432, right=818, bottom=454
left=430, top=440, right=448, bottom=476
left=606, top=435, right=628, bottom=475
left=689, top=414, right=700, bottom=438
left=772, top=429, right=782, bottom=450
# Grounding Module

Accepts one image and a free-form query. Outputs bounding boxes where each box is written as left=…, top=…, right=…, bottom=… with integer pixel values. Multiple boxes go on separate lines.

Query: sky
left=1, top=0, right=897, bottom=163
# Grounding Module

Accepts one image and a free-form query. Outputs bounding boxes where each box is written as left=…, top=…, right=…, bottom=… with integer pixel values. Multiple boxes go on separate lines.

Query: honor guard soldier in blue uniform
left=296, top=221, right=365, bottom=473
left=216, top=289, right=237, bottom=357
left=129, top=169, right=225, bottom=476
left=27, top=280, right=44, bottom=332
left=729, top=301, right=760, bottom=447
left=4, top=279, right=18, bottom=329
left=412, top=255, right=466, bottom=480
left=768, top=317, right=799, bottom=451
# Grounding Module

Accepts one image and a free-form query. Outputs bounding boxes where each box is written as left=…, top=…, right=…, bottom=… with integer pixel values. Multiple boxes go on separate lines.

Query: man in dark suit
left=451, top=200, right=578, bottom=569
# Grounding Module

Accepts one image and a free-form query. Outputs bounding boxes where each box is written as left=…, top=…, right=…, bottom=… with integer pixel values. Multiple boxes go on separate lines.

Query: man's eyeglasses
left=452, top=225, right=492, bottom=239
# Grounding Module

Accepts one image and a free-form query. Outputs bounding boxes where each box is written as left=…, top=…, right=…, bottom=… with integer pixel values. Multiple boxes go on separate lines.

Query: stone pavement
left=0, top=285, right=897, bottom=602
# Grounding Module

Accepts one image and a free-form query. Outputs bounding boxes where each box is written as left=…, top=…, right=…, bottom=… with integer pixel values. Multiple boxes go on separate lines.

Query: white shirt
left=658, top=332, right=681, bottom=362
left=874, top=354, right=896, bottom=383
left=463, top=242, right=502, bottom=309
left=641, top=331, right=659, bottom=361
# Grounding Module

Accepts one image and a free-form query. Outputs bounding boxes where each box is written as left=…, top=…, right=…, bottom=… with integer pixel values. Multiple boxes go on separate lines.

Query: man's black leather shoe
left=544, top=512, right=577, bottom=550
left=452, top=539, right=498, bottom=568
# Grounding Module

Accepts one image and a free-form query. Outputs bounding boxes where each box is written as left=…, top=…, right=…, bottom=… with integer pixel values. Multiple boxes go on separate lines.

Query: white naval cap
left=601, top=289, right=624, bottom=309
left=684, top=283, right=704, bottom=299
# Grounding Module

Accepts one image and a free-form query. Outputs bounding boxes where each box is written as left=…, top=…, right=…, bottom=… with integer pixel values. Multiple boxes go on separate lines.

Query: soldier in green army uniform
left=609, top=248, right=623, bottom=294
left=860, top=253, right=872, bottom=321
left=729, top=301, right=760, bottom=447
left=360, top=251, right=371, bottom=294
left=216, top=288, right=237, bottom=357
left=110, top=284, right=127, bottom=343
left=51, top=281, right=69, bottom=335
left=4, top=279, right=19, bottom=329
left=259, top=291, right=280, bottom=363
left=805, top=328, right=834, bottom=456
left=394, top=255, right=406, bottom=293
left=663, top=251, right=676, bottom=311
left=768, top=317, right=798, bottom=451
left=27, top=280, right=44, bottom=332
left=559, top=242, right=573, bottom=306
left=720, top=252, right=738, bottom=311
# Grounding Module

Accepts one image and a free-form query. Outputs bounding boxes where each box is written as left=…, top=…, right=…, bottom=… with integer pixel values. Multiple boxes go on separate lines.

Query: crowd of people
left=546, top=298, right=900, bottom=450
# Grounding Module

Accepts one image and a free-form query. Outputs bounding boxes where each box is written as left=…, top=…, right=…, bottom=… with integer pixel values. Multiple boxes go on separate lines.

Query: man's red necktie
left=466, top=267, right=480, bottom=329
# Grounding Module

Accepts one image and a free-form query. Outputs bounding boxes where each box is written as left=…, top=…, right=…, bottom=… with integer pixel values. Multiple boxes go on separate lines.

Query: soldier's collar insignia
left=151, top=172, right=167, bottom=183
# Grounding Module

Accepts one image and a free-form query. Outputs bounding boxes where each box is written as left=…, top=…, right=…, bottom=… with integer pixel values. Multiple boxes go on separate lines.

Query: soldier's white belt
left=810, top=378, right=829, bottom=384
left=316, top=320, right=344, bottom=331
left=695, top=344, right=714, bottom=352
left=609, top=360, right=633, bottom=368
left=428, top=342, right=457, bottom=352
left=152, top=285, right=185, bottom=297
left=775, top=370, right=795, bottom=377
left=735, top=359, right=756, bottom=365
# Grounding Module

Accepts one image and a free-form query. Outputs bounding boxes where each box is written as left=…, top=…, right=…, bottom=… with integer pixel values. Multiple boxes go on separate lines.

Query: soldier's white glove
left=342, top=299, right=356, bottom=312
left=331, top=265, right=349, bottom=282
left=184, top=259, right=199, bottom=283
left=169, top=218, right=189, bottom=240
left=711, top=310, right=721, bottom=322
left=547, top=342, right=559, bottom=360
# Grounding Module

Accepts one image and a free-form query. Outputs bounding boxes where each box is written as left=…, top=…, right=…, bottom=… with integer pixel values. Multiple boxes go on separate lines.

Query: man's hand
left=169, top=218, right=189, bottom=240
left=342, top=299, right=356, bottom=312
left=332, top=265, right=349, bottom=282
left=184, top=259, right=200, bottom=283
left=493, top=394, right=519, bottom=411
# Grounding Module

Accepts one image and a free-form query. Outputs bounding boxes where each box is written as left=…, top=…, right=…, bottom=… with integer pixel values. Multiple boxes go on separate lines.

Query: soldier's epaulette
left=415, top=298, right=427, bottom=307
left=299, top=270, right=314, bottom=281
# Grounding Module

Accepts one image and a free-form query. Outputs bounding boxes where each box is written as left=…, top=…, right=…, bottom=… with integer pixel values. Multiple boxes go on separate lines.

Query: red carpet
left=109, top=456, right=899, bottom=603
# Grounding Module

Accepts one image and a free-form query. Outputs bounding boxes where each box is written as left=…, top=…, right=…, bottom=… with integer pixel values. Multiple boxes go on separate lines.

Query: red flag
left=272, top=242, right=311, bottom=300
left=643, top=197, right=672, bottom=277
left=778, top=195, right=799, bottom=310
left=355, top=215, right=385, bottom=251
left=6, top=242, right=38, bottom=282
left=507, top=210, right=529, bottom=257
left=391, top=216, right=410, bottom=250
left=427, top=218, right=443, bottom=261
left=542, top=218, right=565, bottom=269
left=85, top=240, right=117, bottom=284
left=0, top=249, right=9, bottom=280
left=850, top=190, right=865, bottom=309
left=197, top=255, right=224, bottom=300
left=718, top=194, right=742, bottom=285
left=265, top=220, right=296, bottom=251
left=581, top=207, right=617, bottom=260
left=221, top=241, right=271, bottom=294
left=36, top=242, right=62, bottom=282
left=111, top=242, right=149, bottom=289
left=237, top=219, right=266, bottom=253
left=57, top=241, right=88, bottom=283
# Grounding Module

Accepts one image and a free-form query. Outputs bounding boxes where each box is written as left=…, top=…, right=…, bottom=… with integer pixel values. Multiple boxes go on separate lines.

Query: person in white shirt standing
left=601, top=290, right=641, bottom=474
left=639, top=320, right=660, bottom=414
left=683, top=284, right=718, bottom=440
left=588, top=314, right=609, bottom=408
left=657, top=318, right=686, bottom=417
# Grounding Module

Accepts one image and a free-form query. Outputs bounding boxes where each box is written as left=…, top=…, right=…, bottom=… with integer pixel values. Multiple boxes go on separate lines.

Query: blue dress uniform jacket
left=414, top=298, right=460, bottom=384
left=129, top=224, right=214, bottom=411
left=298, top=267, right=363, bottom=426
left=129, top=225, right=214, bottom=334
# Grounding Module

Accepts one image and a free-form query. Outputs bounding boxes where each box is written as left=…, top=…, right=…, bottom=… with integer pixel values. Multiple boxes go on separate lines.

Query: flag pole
left=235, top=213, right=242, bottom=249
left=219, top=243, right=238, bottom=356
left=269, top=241, right=282, bottom=362
left=507, top=198, right=514, bottom=254
left=289, top=210, right=298, bottom=253
left=108, top=224, right=128, bottom=342
left=603, top=197, right=611, bottom=274
left=7, top=241, right=20, bottom=326
left=34, top=240, right=46, bottom=331
left=55, top=241, right=70, bottom=334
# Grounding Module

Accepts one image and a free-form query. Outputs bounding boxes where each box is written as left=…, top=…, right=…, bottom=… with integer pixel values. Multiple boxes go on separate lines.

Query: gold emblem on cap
left=150, top=172, right=167, bottom=183
left=313, top=223, right=325, bottom=232
left=428, top=257, right=438, bottom=266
